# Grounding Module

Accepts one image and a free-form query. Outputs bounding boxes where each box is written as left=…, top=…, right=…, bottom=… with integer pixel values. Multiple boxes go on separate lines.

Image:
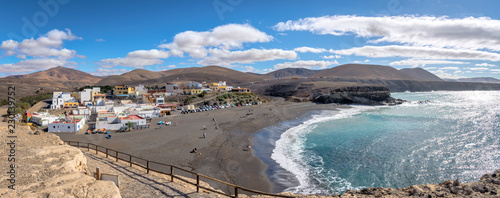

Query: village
left=22, top=81, right=257, bottom=135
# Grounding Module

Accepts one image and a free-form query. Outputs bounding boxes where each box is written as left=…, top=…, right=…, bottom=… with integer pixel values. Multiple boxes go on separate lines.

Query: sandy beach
left=56, top=98, right=347, bottom=194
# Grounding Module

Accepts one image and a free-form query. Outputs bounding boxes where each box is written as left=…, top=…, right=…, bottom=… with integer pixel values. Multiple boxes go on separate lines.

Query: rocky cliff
left=0, top=125, right=121, bottom=198
left=253, top=80, right=403, bottom=105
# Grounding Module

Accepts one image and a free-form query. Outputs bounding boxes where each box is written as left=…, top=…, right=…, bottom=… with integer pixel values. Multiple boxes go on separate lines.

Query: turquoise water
left=256, top=91, right=500, bottom=194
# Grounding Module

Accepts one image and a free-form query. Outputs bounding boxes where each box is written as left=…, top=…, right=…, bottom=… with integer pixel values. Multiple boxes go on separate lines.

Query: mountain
left=95, top=69, right=168, bottom=86
left=447, top=77, right=500, bottom=83
left=399, top=68, right=443, bottom=81
left=6, top=66, right=101, bottom=84
left=1, top=66, right=101, bottom=99
left=262, top=68, right=321, bottom=79
left=95, top=66, right=266, bottom=86
left=309, top=64, right=420, bottom=80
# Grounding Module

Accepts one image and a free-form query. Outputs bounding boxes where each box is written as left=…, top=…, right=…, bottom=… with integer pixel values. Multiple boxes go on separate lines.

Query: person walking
left=203, top=132, right=206, bottom=138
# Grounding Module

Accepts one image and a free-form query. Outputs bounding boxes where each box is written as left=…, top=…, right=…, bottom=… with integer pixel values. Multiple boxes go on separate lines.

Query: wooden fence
left=64, top=141, right=295, bottom=198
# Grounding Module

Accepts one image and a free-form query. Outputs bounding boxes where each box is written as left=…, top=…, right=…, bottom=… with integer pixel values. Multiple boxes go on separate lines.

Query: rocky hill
left=260, top=68, right=320, bottom=79
left=6, top=66, right=101, bottom=84
left=309, top=64, right=420, bottom=80
left=95, top=66, right=266, bottom=86
left=399, top=67, right=443, bottom=81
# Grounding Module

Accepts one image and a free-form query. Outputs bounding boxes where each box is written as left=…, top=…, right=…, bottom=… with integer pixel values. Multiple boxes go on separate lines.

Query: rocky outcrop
left=0, top=125, right=121, bottom=198
left=254, top=80, right=404, bottom=105
left=338, top=169, right=500, bottom=197
left=311, top=86, right=404, bottom=105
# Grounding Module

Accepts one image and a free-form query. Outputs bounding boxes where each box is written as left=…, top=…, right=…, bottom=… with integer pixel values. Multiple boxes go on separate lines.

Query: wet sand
left=56, top=98, right=346, bottom=194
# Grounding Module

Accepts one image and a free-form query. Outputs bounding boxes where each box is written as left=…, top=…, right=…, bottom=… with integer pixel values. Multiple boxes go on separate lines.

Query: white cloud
left=491, top=69, right=500, bottom=72
left=0, top=59, right=67, bottom=73
left=390, top=59, right=470, bottom=67
left=1, top=29, right=80, bottom=58
left=441, top=67, right=460, bottom=70
left=332, top=45, right=500, bottom=61
left=475, top=62, right=496, bottom=67
left=89, top=68, right=130, bottom=76
left=198, top=48, right=297, bottom=66
left=275, top=15, right=500, bottom=51
left=159, top=23, right=273, bottom=58
left=165, top=65, right=176, bottom=68
left=323, top=55, right=342, bottom=59
left=274, top=60, right=338, bottom=70
left=101, top=49, right=170, bottom=68
left=469, top=67, right=490, bottom=71
left=96, top=38, right=105, bottom=42
left=0, top=29, right=82, bottom=75
left=293, top=46, right=327, bottom=53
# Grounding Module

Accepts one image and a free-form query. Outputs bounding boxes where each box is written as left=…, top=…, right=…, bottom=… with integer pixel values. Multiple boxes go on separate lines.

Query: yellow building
left=190, top=89, right=202, bottom=95
left=114, top=85, right=135, bottom=96
left=217, top=86, right=227, bottom=91
left=63, top=100, right=79, bottom=108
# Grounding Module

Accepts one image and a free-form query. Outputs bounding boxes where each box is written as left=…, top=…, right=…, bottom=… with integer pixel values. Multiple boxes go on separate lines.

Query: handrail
left=64, top=141, right=295, bottom=198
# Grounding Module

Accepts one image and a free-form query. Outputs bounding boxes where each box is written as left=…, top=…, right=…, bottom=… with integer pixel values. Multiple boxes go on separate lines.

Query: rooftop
left=119, top=115, right=145, bottom=120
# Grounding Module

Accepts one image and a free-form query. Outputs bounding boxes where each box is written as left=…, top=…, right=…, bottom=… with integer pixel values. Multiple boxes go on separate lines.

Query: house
left=114, top=85, right=135, bottom=97
left=48, top=116, right=86, bottom=132
left=96, top=114, right=146, bottom=130
left=226, top=86, right=233, bottom=91
left=79, top=88, right=100, bottom=105
left=190, top=89, right=202, bottom=95
left=187, top=81, right=203, bottom=88
left=51, top=92, right=73, bottom=109
left=31, top=113, right=60, bottom=126
left=165, top=83, right=183, bottom=96
left=133, top=84, right=148, bottom=96
left=119, top=115, right=147, bottom=127
left=232, top=88, right=251, bottom=93
left=63, top=99, right=79, bottom=108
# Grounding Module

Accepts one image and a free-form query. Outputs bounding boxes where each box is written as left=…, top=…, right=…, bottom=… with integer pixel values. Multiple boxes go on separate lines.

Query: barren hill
left=309, top=64, right=420, bottom=80
left=95, top=66, right=265, bottom=86
left=399, top=67, right=443, bottom=81
left=262, top=68, right=320, bottom=79
left=6, top=66, right=101, bottom=84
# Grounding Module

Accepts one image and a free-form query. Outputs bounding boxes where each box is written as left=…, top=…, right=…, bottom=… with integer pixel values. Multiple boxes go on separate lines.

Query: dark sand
left=56, top=98, right=346, bottom=194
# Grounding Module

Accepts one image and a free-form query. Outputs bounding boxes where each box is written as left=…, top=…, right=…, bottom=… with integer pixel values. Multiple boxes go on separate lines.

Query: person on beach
left=247, top=145, right=252, bottom=150
left=203, top=126, right=206, bottom=130
left=203, top=132, right=206, bottom=138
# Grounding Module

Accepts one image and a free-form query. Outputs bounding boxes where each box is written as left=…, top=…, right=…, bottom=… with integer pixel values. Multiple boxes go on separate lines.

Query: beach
left=56, top=98, right=346, bottom=194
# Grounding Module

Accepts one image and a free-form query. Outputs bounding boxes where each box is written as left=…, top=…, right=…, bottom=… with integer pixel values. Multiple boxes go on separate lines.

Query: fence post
left=95, top=145, right=98, bottom=154
left=116, top=152, right=119, bottom=162
left=106, top=148, right=108, bottom=158
left=170, top=166, right=174, bottom=182
left=235, top=187, right=239, bottom=198
left=96, top=167, right=101, bottom=180
left=196, top=174, right=200, bottom=193
left=129, top=155, right=132, bottom=167
left=147, top=161, right=150, bottom=174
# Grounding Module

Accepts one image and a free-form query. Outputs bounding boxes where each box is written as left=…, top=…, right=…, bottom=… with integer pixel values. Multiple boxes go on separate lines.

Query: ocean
left=253, top=91, right=500, bottom=195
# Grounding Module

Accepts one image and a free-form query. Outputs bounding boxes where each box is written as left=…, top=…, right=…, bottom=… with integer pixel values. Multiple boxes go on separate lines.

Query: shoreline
left=55, top=98, right=346, bottom=194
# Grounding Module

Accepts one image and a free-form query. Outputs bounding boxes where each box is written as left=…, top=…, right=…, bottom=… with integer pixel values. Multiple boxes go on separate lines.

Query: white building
left=96, top=115, right=146, bottom=130
left=226, top=86, right=233, bottom=91
left=165, top=83, right=182, bottom=96
left=134, top=84, right=148, bottom=96
left=218, top=81, right=226, bottom=87
left=48, top=116, right=86, bottom=132
left=51, top=92, right=73, bottom=109
left=31, top=113, right=60, bottom=126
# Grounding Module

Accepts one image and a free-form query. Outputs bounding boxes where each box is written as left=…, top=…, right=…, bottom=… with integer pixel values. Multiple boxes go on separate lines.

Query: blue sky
left=1, top=0, right=500, bottom=79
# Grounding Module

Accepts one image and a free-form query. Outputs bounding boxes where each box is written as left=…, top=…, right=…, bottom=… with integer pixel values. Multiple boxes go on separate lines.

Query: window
left=53, top=126, right=55, bottom=128
left=68, top=126, right=70, bottom=129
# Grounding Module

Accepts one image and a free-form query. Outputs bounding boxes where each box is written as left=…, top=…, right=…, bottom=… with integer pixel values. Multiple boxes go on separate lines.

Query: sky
left=1, top=0, right=500, bottom=79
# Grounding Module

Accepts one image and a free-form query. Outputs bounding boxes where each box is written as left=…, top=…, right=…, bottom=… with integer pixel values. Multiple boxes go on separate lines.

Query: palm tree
left=125, top=122, right=135, bottom=132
